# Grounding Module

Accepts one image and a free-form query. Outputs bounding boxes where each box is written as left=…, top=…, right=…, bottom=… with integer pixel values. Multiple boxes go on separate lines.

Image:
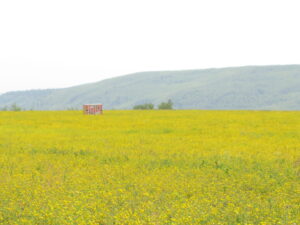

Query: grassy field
left=0, top=110, right=299, bottom=224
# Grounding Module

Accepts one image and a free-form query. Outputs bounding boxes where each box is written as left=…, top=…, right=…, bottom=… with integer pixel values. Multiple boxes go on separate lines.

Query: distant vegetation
left=158, top=99, right=173, bottom=110
left=0, top=103, right=22, bottom=111
left=133, top=100, right=173, bottom=110
left=133, top=103, right=154, bottom=110
left=1, top=65, right=300, bottom=110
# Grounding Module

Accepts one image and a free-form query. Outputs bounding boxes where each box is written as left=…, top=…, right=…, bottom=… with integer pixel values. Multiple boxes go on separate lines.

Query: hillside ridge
left=1, top=65, right=300, bottom=110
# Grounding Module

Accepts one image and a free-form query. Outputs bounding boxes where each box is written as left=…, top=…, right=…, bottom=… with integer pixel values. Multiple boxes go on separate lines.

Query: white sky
left=0, top=0, right=300, bottom=93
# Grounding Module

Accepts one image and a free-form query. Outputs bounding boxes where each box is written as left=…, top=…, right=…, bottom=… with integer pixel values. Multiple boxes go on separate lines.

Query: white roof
left=83, top=103, right=102, bottom=105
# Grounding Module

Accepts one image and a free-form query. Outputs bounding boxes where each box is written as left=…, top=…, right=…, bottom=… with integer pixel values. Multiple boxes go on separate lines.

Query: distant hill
left=1, top=65, right=300, bottom=110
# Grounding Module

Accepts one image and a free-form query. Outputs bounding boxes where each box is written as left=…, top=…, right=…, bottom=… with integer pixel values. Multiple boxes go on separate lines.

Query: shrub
left=158, top=99, right=173, bottom=110
left=133, top=103, right=154, bottom=110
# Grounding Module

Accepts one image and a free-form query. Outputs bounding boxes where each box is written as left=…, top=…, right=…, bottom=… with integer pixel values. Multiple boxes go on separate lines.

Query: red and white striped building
left=83, top=104, right=103, bottom=115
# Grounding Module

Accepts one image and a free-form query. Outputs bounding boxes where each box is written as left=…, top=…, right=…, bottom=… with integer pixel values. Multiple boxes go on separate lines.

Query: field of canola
left=0, top=110, right=299, bottom=224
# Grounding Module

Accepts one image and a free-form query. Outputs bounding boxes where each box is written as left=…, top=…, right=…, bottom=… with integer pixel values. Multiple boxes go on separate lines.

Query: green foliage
left=158, top=99, right=173, bottom=110
left=133, top=103, right=154, bottom=110
left=0, top=104, right=23, bottom=111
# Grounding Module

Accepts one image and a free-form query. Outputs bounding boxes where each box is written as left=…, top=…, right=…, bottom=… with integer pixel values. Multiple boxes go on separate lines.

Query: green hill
left=1, top=65, right=300, bottom=110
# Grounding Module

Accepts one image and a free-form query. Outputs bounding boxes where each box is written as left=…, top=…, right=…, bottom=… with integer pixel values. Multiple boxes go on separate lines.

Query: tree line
left=133, top=99, right=173, bottom=110
left=0, top=103, right=22, bottom=111
left=0, top=100, right=174, bottom=111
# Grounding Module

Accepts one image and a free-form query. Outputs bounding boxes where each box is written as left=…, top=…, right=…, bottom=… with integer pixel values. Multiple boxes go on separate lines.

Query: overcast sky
left=0, top=0, right=299, bottom=93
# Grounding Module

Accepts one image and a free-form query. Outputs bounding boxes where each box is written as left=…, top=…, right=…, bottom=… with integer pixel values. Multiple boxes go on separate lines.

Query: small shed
left=83, top=104, right=103, bottom=115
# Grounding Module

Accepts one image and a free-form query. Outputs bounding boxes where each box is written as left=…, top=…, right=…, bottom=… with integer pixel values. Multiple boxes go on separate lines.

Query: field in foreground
left=0, top=110, right=299, bottom=224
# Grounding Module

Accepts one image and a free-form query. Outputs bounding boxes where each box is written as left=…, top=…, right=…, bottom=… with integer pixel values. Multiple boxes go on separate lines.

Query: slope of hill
left=1, top=65, right=300, bottom=110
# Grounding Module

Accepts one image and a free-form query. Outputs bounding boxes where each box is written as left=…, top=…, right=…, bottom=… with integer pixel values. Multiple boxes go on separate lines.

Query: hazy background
left=1, top=0, right=300, bottom=93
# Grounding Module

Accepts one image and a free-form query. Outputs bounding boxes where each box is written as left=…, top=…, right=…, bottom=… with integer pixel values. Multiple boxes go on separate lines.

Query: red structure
left=83, top=104, right=103, bottom=115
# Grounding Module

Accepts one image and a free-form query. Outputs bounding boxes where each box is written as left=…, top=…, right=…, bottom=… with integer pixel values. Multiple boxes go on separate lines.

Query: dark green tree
left=158, top=99, right=173, bottom=110
left=133, top=103, right=154, bottom=110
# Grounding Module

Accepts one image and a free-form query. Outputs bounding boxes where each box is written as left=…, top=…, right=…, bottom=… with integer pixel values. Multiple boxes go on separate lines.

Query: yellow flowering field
left=0, top=110, right=299, bottom=224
